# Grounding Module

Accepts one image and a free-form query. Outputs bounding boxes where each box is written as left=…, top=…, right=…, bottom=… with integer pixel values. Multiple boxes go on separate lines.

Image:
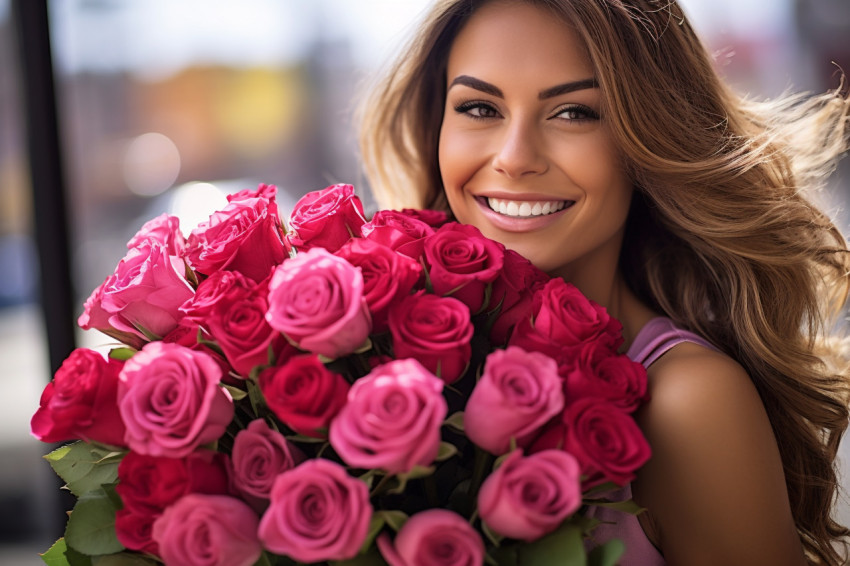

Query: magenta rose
left=118, top=341, right=234, bottom=457
left=361, top=209, right=436, bottom=262
left=230, top=419, right=304, bottom=510
left=464, top=346, right=564, bottom=455
left=531, top=398, right=651, bottom=488
left=266, top=247, right=371, bottom=359
left=198, top=274, right=287, bottom=378
left=478, top=449, right=581, bottom=542
left=185, top=183, right=285, bottom=282
left=510, top=279, right=623, bottom=361
left=79, top=241, right=194, bottom=343
left=489, top=249, right=550, bottom=345
left=387, top=291, right=473, bottom=383
left=31, top=348, right=126, bottom=447
left=423, top=222, right=505, bottom=314
left=329, top=358, right=447, bottom=474
left=285, top=183, right=367, bottom=253
left=335, top=238, right=423, bottom=332
left=258, top=459, right=372, bottom=563
left=562, top=342, right=648, bottom=412
left=126, top=213, right=186, bottom=256
left=258, top=354, right=350, bottom=438
left=116, top=449, right=229, bottom=512
left=376, top=509, right=485, bottom=566
left=153, top=494, right=262, bottom=566
left=180, top=270, right=254, bottom=326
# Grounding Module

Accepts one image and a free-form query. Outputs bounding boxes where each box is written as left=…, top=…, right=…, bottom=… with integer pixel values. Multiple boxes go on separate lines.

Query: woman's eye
left=454, top=101, right=500, bottom=119
left=553, top=104, right=599, bottom=122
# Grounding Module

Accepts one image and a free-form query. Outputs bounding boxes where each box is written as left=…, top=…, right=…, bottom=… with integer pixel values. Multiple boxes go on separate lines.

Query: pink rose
left=329, top=358, right=447, bottom=474
left=197, top=273, right=287, bottom=378
left=423, top=222, right=505, bottom=314
left=335, top=238, right=423, bottom=333
left=387, top=291, right=473, bottom=384
left=478, top=449, right=581, bottom=542
left=185, top=183, right=285, bottom=282
left=153, top=494, right=262, bottom=566
left=79, top=241, right=194, bottom=342
left=31, top=348, right=126, bottom=447
left=531, top=398, right=651, bottom=488
left=126, top=213, right=186, bottom=256
left=118, top=342, right=234, bottom=457
left=285, top=184, right=367, bottom=253
left=562, top=342, right=648, bottom=412
left=361, top=209, right=436, bottom=262
left=489, top=249, right=550, bottom=346
left=510, top=279, right=623, bottom=361
left=376, top=509, right=485, bottom=566
left=464, top=346, right=564, bottom=455
left=258, top=459, right=372, bottom=563
left=266, top=247, right=371, bottom=359
left=259, top=354, right=350, bottom=438
left=230, top=419, right=304, bottom=510
left=399, top=208, right=451, bottom=228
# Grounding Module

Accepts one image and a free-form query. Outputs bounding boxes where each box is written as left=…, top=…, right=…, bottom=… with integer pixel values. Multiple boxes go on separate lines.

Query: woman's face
left=438, top=0, right=633, bottom=284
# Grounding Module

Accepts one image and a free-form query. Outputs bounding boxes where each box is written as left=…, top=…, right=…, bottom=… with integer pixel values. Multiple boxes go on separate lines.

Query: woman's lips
left=474, top=195, right=574, bottom=232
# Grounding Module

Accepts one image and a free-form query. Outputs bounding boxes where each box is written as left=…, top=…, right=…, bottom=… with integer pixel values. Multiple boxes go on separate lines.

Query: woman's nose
left=491, top=119, right=548, bottom=178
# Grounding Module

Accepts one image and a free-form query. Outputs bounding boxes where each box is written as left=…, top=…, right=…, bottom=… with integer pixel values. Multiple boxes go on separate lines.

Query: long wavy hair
left=357, top=0, right=850, bottom=563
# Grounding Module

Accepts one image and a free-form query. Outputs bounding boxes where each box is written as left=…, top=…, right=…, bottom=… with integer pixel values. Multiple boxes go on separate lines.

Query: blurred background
left=1, top=0, right=848, bottom=562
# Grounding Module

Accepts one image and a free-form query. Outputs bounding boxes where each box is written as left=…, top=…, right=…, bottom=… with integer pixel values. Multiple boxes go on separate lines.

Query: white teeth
left=487, top=197, right=567, bottom=217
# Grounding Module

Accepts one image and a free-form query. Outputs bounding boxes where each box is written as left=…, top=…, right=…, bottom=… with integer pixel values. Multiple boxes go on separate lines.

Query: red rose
left=185, top=183, right=285, bottom=282
left=509, top=278, right=623, bottom=359
left=197, top=273, right=287, bottom=378
left=561, top=342, right=648, bottom=412
left=489, top=248, right=550, bottom=345
left=361, top=209, right=436, bottom=261
left=116, top=449, right=230, bottom=512
left=115, top=505, right=160, bottom=556
left=285, top=184, right=367, bottom=253
left=423, top=222, right=505, bottom=314
left=387, top=291, right=473, bottom=384
left=258, top=354, right=350, bottom=438
left=335, top=238, right=423, bottom=333
left=531, top=398, right=651, bottom=489
left=180, top=270, right=254, bottom=326
left=31, top=348, right=127, bottom=447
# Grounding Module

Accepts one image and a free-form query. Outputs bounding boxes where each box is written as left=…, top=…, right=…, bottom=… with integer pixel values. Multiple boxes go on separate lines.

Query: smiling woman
left=357, top=0, right=850, bottom=565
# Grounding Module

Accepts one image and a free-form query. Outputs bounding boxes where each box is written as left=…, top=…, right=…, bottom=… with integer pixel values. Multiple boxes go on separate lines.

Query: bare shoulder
left=632, top=343, right=807, bottom=566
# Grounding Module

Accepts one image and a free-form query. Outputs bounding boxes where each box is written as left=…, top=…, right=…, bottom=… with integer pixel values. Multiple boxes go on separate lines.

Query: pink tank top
left=585, top=317, right=717, bottom=565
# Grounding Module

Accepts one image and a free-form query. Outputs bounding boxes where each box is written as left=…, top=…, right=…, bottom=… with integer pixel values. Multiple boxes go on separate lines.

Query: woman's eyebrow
left=448, top=75, right=599, bottom=99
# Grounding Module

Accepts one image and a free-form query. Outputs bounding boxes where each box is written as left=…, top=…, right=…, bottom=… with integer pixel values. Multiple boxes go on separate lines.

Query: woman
left=358, top=0, right=850, bottom=564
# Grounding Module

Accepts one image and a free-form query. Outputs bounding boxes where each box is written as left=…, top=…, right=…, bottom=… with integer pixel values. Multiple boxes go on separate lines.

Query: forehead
left=447, top=0, right=594, bottom=82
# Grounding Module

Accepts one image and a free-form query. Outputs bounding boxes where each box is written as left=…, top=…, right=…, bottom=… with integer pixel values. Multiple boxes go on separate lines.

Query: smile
left=486, top=197, right=572, bottom=217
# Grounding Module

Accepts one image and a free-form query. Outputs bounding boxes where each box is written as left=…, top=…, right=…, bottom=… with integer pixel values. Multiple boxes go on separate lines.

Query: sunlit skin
left=437, top=3, right=806, bottom=565
left=438, top=0, right=634, bottom=313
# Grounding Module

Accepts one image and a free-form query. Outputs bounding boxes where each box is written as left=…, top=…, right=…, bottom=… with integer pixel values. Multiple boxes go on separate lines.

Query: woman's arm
left=633, top=343, right=807, bottom=566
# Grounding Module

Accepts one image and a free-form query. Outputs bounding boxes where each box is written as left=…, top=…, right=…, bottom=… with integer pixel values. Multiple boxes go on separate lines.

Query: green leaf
left=330, top=546, right=389, bottom=565
left=45, top=442, right=124, bottom=498
left=107, top=347, right=136, bottom=362
left=359, top=514, right=386, bottom=554
left=39, top=538, right=81, bottom=566
left=443, top=411, right=465, bottom=433
left=222, top=383, right=249, bottom=401
left=65, top=488, right=124, bottom=556
left=435, top=441, right=458, bottom=462
left=387, top=466, right=435, bottom=495
left=587, top=539, right=625, bottom=566
left=518, top=522, right=586, bottom=566
left=376, top=510, right=408, bottom=532
left=487, top=544, right=517, bottom=566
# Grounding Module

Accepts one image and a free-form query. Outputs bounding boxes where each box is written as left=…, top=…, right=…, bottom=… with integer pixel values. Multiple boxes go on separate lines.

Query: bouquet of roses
left=32, top=182, right=651, bottom=566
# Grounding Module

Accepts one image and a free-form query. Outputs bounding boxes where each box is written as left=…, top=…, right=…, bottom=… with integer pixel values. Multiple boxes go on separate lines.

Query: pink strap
left=627, top=317, right=717, bottom=368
